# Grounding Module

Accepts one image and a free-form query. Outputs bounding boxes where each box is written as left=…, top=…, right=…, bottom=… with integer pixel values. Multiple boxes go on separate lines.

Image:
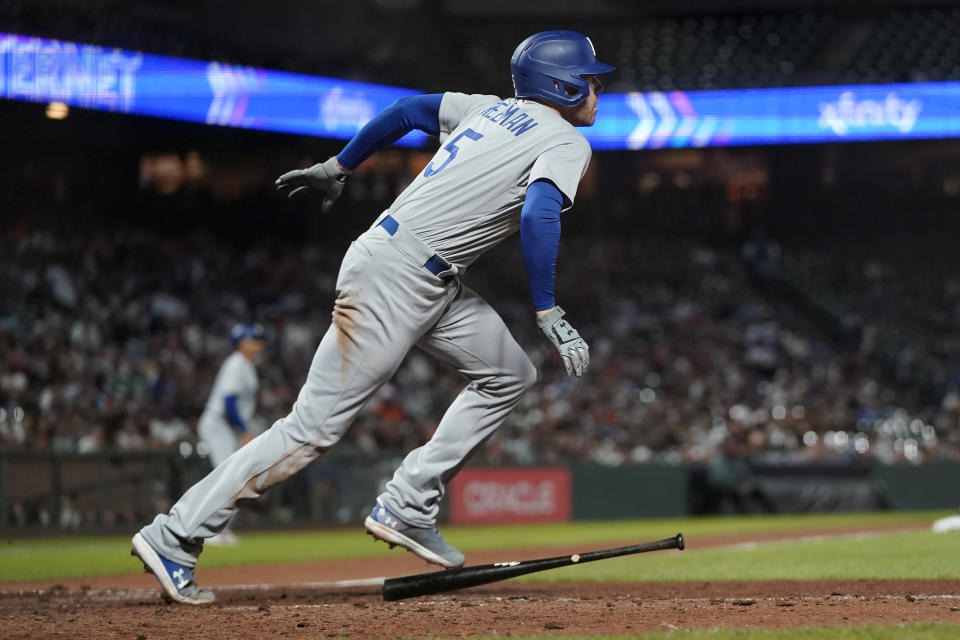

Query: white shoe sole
left=364, top=517, right=462, bottom=568
left=131, top=533, right=214, bottom=605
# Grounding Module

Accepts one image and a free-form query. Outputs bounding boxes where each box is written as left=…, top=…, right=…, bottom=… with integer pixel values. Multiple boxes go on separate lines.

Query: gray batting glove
left=537, top=306, right=590, bottom=377
left=275, top=157, right=347, bottom=212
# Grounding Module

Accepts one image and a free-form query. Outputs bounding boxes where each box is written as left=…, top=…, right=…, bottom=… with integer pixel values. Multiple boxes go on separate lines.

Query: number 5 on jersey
left=424, top=128, right=484, bottom=177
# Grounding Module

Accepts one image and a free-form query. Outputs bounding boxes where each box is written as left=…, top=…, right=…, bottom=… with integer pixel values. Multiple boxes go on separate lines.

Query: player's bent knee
left=517, top=359, right=539, bottom=394
left=485, top=359, right=536, bottom=399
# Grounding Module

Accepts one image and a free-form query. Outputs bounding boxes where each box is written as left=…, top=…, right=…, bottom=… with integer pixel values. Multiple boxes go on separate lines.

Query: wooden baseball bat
left=381, top=532, right=684, bottom=601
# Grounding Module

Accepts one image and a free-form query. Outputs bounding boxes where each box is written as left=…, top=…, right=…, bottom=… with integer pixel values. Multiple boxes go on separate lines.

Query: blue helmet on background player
left=230, top=323, right=265, bottom=346
left=510, top=30, right=615, bottom=109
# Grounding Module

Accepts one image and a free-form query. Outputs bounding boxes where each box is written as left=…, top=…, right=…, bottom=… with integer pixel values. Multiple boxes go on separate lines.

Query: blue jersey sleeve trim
left=336, top=94, right=443, bottom=170
left=223, top=394, right=249, bottom=433
left=520, top=179, right=564, bottom=312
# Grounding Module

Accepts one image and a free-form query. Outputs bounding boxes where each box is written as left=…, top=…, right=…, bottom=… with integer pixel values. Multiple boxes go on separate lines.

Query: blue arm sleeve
left=336, top=94, right=444, bottom=170
left=223, top=394, right=248, bottom=433
left=520, top=179, right=564, bottom=312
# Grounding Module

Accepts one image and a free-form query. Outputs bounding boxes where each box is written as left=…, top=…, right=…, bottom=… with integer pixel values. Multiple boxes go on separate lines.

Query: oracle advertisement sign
left=448, top=468, right=572, bottom=524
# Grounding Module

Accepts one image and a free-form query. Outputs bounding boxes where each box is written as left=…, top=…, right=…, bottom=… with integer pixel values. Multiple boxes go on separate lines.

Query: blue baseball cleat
left=131, top=533, right=215, bottom=605
left=364, top=504, right=465, bottom=568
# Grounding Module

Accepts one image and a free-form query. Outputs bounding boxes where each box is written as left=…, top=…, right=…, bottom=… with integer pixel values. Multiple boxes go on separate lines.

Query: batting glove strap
left=275, top=157, right=348, bottom=212
left=537, top=306, right=590, bottom=377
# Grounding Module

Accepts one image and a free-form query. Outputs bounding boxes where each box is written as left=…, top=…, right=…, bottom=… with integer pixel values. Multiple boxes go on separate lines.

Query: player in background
left=197, top=323, right=266, bottom=545
left=131, top=30, right=613, bottom=604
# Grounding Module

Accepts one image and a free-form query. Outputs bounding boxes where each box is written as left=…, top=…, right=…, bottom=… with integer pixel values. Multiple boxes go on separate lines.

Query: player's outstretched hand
left=537, top=306, right=589, bottom=376
left=275, top=157, right=348, bottom=212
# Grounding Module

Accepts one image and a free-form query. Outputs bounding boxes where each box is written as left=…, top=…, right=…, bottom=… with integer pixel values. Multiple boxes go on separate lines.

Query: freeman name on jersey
left=479, top=101, right=540, bottom=136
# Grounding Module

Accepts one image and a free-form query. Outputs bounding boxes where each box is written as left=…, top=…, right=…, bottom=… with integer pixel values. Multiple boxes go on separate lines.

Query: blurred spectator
left=1, top=221, right=955, bottom=469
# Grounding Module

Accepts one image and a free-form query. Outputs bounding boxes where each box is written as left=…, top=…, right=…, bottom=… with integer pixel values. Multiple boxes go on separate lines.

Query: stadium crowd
left=2, top=222, right=957, bottom=469
left=765, top=237, right=960, bottom=402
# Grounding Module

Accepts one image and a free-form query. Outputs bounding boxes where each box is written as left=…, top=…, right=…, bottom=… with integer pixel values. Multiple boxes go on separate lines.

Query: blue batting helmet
left=510, top=30, right=615, bottom=108
left=230, top=323, right=265, bottom=346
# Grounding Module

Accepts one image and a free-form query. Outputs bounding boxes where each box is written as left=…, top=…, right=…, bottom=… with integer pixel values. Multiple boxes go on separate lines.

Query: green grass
left=0, top=511, right=951, bottom=583
left=458, top=624, right=960, bottom=640
left=518, top=530, right=960, bottom=583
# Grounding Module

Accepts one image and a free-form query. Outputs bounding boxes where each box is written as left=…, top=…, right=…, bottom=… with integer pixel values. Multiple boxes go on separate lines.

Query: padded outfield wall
left=1, top=451, right=956, bottom=533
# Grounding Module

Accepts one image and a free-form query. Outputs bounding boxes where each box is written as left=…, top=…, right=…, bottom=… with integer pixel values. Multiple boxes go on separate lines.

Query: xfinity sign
left=818, top=91, right=922, bottom=136
left=5, top=31, right=960, bottom=148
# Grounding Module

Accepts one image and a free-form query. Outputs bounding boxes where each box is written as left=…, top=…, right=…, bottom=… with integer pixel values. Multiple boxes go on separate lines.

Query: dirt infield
left=3, top=525, right=959, bottom=639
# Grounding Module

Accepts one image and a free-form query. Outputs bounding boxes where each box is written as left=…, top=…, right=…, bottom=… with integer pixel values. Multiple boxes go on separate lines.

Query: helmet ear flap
left=545, top=80, right=583, bottom=105
left=552, top=80, right=585, bottom=103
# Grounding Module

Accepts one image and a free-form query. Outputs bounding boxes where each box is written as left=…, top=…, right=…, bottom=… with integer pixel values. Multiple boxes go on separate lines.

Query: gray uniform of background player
left=198, top=351, right=259, bottom=467
left=139, top=92, right=591, bottom=565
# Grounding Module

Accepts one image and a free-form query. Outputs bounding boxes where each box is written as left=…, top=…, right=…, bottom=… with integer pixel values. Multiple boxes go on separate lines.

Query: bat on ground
left=381, top=532, right=684, bottom=601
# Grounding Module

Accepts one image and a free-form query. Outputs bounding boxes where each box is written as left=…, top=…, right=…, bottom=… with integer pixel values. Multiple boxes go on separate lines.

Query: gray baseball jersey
left=198, top=351, right=258, bottom=467
left=390, top=93, right=592, bottom=269
left=140, top=91, right=593, bottom=566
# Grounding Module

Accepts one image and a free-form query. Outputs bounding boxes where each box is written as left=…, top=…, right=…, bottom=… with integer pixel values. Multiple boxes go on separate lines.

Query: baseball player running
left=131, top=30, right=613, bottom=604
left=198, top=323, right=266, bottom=545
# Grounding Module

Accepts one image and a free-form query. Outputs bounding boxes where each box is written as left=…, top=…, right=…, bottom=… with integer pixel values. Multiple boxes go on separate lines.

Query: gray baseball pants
left=139, top=218, right=537, bottom=566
